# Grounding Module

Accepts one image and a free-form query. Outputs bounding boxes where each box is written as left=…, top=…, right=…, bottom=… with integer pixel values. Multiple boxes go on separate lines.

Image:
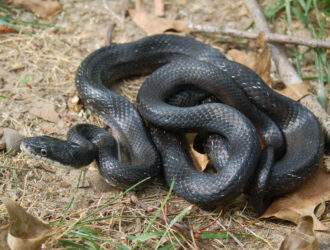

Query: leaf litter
left=0, top=0, right=328, bottom=249
left=1, top=197, right=53, bottom=250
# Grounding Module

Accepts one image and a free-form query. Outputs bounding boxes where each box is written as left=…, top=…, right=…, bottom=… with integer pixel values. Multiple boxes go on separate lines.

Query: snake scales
left=21, top=35, right=323, bottom=214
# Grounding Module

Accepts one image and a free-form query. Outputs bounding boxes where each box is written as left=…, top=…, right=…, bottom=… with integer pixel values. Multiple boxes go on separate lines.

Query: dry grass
left=0, top=0, right=329, bottom=249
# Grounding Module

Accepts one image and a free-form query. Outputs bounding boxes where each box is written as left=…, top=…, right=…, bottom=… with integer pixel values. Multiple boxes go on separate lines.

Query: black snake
left=21, top=35, right=323, bottom=214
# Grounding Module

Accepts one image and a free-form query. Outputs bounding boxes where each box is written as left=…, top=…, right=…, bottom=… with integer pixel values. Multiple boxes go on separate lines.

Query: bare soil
left=0, top=0, right=329, bottom=249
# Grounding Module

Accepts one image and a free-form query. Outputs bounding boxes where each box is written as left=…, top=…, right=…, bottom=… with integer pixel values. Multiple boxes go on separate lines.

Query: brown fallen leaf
left=129, top=0, right=188, bottom=35
left=29, top=100, right=60, bottom=123
left=227, top=49, right=256, bottom=71
left=254, top=33, right=272, bottom=86
left=275, top=83, right=311, bottom=101
left=186, top=134, right=209, bottom=171
left=280, top=216, right=319, bottom=250
left=228, top=33, right=271, bottom=86
left=228, top=33, right=310, bottom=101
left=7, top=0, right=62, bottom=19
left=1, top=197, right=53, bottom=250
left=0, top=225, right=10, bottom=250
left=262, top=165, right=330, bottom=231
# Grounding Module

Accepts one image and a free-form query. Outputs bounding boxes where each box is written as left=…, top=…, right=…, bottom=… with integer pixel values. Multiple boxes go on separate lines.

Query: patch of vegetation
left=264, top=0, right=329, bottom=108
left=0, top=0, right=61, bottom=35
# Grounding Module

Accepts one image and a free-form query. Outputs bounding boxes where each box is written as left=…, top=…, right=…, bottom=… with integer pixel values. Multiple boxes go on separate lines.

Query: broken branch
left=188, top=23, right=330, bottom=49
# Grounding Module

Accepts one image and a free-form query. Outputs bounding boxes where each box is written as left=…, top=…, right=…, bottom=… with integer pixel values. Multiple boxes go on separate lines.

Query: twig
left=243, top=0, right=302, bottom=86
left=243, top=0, right=329, bottom=142
left=105, top=21, right=116, bottom=46
left=161, top=204, right=193, bottom=249
left=203, top=218, right=260, bottom=233
left=197, top=209, right=223, bottom=231
left=189, top=23, right=330, bottom=49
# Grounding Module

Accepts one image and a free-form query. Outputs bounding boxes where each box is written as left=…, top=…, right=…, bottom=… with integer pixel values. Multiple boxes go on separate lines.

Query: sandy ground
left=0, top=0, right=329, bottom=249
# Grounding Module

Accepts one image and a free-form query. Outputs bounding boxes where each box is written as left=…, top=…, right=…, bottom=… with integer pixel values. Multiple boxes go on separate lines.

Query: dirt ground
left=0, top=0, right=329, bottom=249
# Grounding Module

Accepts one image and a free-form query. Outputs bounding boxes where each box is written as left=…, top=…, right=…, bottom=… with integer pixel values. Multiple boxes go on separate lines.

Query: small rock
left=3, top=128, right=23, bottom=154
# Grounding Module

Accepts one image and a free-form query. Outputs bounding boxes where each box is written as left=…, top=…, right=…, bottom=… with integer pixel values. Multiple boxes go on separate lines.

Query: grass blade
left=0, top=15, right=62, bottom=29
left=155, top=205, right=192, bottom=249
left=127, top=231, right=164, bottom=241
left=110, top=242, right=130, bottom=250
left=264, top=0, right=285, bottom=19
left=285, top=0, right=302, bottom=75
left=132, top=178, right=175, bottom=249
left=0, top=165, right=33, bottom=171
left=58, top=239, right=90, bottom=250
left=78, top=177, right=150, bottom=224
left=199, top=231, right=266, bottom=243
left=0, top=1, right=11, bottom=13
left=58, top=170, right=83, bottom=224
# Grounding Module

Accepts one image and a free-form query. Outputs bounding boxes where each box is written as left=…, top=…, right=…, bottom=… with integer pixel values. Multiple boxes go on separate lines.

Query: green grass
left=53, top=177, right=267, bottom=249
left=264, top=0, right=329, bottom=108
left=0, top=0, right=62, bottom=35
left=0, top=152, right=32, bottom=198
left=55, top=177, right=151, bottom=249
left=0, top=151, right=34, bottom=199
left=132, top=178, right=176, bottom=249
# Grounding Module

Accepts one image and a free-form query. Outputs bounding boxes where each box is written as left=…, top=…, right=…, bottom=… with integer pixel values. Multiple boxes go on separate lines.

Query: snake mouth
left=20, top=141, right=74, bottom=169
left=20, top=141, right=36, bottom=157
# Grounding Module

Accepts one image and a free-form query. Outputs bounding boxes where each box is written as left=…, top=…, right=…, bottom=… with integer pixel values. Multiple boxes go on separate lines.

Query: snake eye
left=40, top=148, right=47, bottom=156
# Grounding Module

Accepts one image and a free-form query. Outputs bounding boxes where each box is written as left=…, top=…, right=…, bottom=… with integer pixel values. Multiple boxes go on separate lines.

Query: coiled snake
left=21, top=35, right=323, bottom=214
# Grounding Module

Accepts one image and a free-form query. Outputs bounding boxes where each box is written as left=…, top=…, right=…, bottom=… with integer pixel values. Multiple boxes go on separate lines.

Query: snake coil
left=21, top=35, right=323, bottom=214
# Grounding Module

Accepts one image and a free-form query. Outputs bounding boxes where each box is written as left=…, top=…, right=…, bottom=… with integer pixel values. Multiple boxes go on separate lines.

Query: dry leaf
left=227, top=49, right=256, bottom=71
left=128, top=0, right=188, bottom=35
left=276, top=83, right=311, bottom=101
left=254, top=33, right=271, bottom=86
left=228, top=33, right=310, bottom=101
left=186, top=134, right=209, bottom=171
left=280, top=216, right=319, bottom=250
left=0, top=225, right=10, bottom=250
left=228, top=33, right=311, bottom=101
left=262, top=166, right=330, bottom=231
left=154, top=0, right=165, bottom=17
left=228, top=33, right=272, bottom=86
left=8, top=0, right=62, bottom=19
left=29, top=100, right=60, bottom=123
left=1, top=197, right=53, bottom=250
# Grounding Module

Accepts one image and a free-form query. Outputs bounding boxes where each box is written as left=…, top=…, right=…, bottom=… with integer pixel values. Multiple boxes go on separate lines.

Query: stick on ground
left=188, top=23, right=330, bottom=49
left=243, top=0, right=329, bottom=142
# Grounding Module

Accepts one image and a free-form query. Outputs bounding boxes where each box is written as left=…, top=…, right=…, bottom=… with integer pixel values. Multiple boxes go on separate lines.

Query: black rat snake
left=21, top=35, right=323, bottom=214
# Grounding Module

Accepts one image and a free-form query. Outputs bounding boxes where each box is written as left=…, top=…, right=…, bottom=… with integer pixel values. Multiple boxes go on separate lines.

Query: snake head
left=21, top=136, right=96, bottom=168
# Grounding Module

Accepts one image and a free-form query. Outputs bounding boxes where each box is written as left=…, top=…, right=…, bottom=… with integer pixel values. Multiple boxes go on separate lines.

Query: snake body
left=21, top=35, right=323, bottom=213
